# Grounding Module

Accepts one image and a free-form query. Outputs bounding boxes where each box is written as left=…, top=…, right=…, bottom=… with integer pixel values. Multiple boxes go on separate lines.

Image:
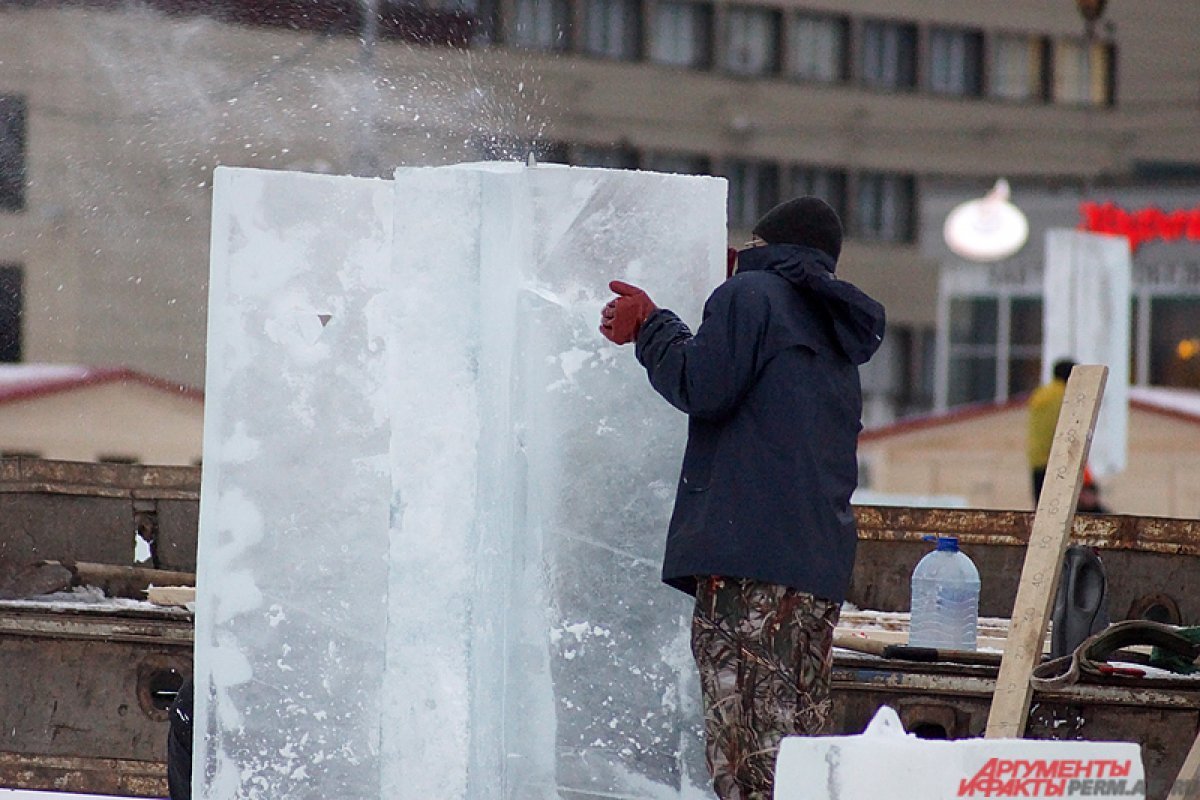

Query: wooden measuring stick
left=985, top=364, right=1108, bottom=739
left=1169, top=727, right=1200, bottom=800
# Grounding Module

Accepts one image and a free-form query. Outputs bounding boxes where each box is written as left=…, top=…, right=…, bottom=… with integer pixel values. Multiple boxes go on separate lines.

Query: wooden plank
left=836, top=612, right=1043, bottom=654
left=1169, top=728, right=1200, bottom=800
left=146, top=585, right=196, bottom=607
left=985, top=364, right=1108, bottom=739
left=66, top=560, right=196, bottom=598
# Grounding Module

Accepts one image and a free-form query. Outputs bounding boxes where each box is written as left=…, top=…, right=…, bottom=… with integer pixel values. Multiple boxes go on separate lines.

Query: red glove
left=599, top=280, right=657, bottom=345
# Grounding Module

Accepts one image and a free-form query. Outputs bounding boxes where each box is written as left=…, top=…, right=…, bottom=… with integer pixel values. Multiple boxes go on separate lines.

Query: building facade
left=858, top=386, right=1200, bottom=518
left=924, top=183, right=1200, bottom=412
left=0, top=365, right=203, bottom=465
left=1, top=0, right=1198, bottom=415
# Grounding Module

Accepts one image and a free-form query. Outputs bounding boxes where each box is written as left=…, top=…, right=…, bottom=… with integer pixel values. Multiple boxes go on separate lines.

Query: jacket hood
left=736, top=244, right=886, bottom=365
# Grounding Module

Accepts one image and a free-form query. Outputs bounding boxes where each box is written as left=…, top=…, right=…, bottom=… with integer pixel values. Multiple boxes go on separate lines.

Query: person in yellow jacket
left=1027, top=359, right=1076, bottom=502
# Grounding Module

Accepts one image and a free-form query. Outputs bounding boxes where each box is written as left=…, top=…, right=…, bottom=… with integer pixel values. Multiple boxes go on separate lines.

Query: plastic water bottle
left=908, top=535, right=981, bottom=651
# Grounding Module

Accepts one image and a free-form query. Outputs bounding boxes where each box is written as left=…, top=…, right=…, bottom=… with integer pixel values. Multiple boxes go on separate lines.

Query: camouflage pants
left=691, top=576, right=840, bottom=800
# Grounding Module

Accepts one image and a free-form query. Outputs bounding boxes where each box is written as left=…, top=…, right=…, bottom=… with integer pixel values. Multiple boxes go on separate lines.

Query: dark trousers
left=167, top=676, right=194, bottom=800
left=1032, top=467, right=1047, bottom=504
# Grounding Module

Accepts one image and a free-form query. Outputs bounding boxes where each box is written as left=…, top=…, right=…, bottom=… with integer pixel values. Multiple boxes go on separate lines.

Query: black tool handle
left=882, top=645, right=940, bottom=662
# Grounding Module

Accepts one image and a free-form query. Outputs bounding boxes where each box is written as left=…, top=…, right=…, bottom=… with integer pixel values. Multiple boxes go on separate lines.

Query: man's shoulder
left=716, top=270, right=791, bottom=299
left=705, top=273, right=791, bottom=322
left=1028, top=380, right=1065, bottom=406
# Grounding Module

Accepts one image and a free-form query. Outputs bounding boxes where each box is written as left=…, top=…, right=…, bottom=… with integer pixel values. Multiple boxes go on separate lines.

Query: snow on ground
left=0, top=586, right=191, bottom=615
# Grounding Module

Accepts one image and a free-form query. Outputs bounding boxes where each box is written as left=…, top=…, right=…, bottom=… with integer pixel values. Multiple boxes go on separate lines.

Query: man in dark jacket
left=600, top=196, right=884, bottom=800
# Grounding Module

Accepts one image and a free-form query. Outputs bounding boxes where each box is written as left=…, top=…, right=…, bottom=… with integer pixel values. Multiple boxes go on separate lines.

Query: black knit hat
left=752, top=196, right=843, bottom=263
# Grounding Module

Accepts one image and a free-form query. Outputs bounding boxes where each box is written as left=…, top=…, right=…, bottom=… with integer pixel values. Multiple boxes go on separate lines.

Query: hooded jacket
left=634, top=244, right=885, bottom=601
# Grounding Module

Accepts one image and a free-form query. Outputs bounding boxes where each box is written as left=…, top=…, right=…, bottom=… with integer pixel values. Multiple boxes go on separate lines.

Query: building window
left=940, top=291, right=1048, bottom=409
left=989, top=33, right=1044, bottom=102
left=896, top=325, right=937, bottom=413
left=786, top=165, right=846, bottom=222
left=942, top=288, right=1200, bottom=407
left=854, top=172, right=914, bottom=243
left=1009, top=297, right=1044, bottom=395
left=509, top=0, right=570, bottom=50
left=467, top=0, right=501, bottom=44
left=375, top=1, right=477, bottom=45
left=1149, top=298, right=1200, bottom=388
left=0, top=96, right=26, bottom=212
left=572, top=144, right=639, bottom=169
left=725, top=160, right=779, bottom=228
left=859, top=19, right=917, bottom=91
left=424, top=0, right=499, bottom=43
left=98, top=455, right=140, bottom=465
left=0, top=265, right=22, bottom=363
left=928, top=26, right=983, bottom=96
left=649, top=1, right=712, bottom=68
left=946, top=297, right=998, bottom=406
left=643, top=151, right=710, bottom=175
left=786, top=12, right=847, bottom=83
left=722, top=6, right=780, bottom=76
left=583, top=0, right=641, bottom=60
left=1052, top=38, right=1113, bottom=106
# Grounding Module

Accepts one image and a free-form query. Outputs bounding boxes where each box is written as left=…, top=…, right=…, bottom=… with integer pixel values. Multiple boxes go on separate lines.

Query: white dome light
left=943, top=179, right=1030, bottom=262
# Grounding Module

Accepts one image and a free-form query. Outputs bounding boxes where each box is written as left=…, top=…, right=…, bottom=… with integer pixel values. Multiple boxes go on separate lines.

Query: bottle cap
left=923, top=535, right=960, bottom=552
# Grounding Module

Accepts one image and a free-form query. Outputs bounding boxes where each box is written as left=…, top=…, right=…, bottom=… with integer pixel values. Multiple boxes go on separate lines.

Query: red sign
left=958, top=757, right=1139, bottom=797
left=1079, top=201, right=1200, bottom=250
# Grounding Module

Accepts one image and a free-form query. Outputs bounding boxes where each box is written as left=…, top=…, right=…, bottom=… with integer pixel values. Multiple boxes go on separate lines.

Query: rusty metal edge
left=833, top=662, right=1200, bottom=710
left=0, top=484, right=200, bottom=501
left=0, top=458, right=200, bottom=498
left=854, top=506, right=1200, bottom=557
left=0, top=750, right=166, bottom=797
left=0, top=610, right=194, bottom=644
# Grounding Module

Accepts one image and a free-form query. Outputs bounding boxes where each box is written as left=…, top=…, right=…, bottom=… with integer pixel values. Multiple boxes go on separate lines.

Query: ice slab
left=1043, top=230, right=1132, bottom=477
left=776, top=706, right=1145, bottom=800
left=198, top=164, right=726, bottom=799
left=506, top=165, right=724, bottom=797
left=197, top=168, right=395, bottom=799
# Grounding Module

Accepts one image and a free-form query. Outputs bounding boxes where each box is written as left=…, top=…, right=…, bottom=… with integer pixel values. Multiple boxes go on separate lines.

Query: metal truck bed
left=1, top=459, right=1199, bottom=797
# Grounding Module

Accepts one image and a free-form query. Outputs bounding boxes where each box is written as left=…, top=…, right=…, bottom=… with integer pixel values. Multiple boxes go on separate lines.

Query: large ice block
left=197, top=168, right=395, bottom=798
left=514, top=165, right=722, bottom=797
left=198, top=163, right=726, bottom=799
left=1043, top=230, right=1131, bottom=477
